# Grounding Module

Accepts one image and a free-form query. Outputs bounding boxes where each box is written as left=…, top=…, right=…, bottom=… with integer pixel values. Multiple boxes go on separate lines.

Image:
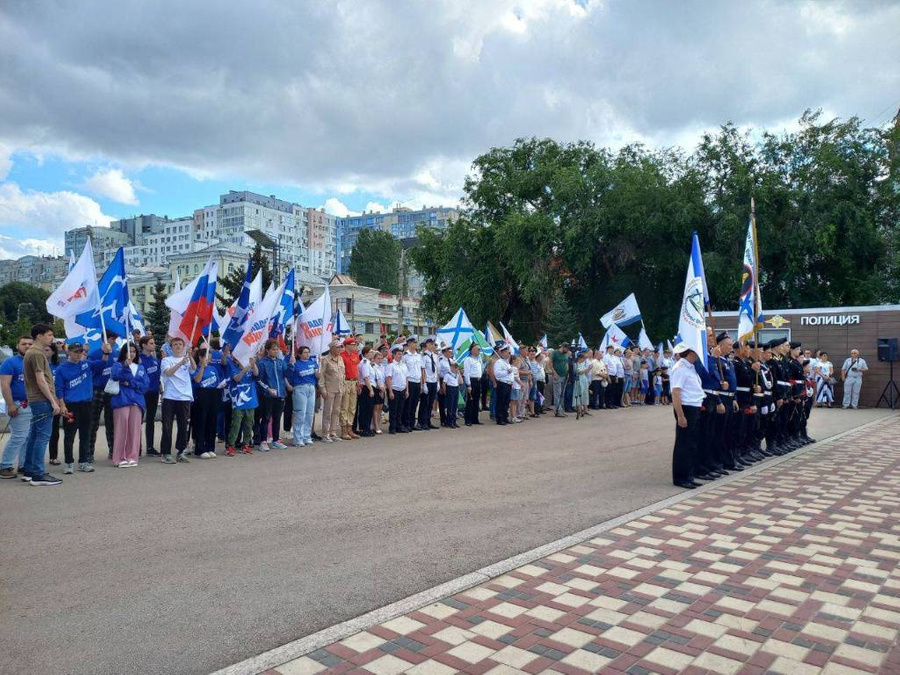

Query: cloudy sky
left=0, top=0, right=898, bottom=259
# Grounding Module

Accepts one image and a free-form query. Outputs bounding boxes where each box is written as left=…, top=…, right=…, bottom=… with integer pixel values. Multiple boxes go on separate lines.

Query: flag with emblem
left=677, top=231, right=709, bottom=368
left=600, top=293, right=642, bottom=328
left=74, top=247, right=130, bottom=338
left=738, top=198, right=765, bottom=343
left=599, top=324, right=630, bottom=351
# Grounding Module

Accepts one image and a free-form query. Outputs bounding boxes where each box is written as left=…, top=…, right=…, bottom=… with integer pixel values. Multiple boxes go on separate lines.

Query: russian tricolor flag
left=166, top=257, right=218, bottom=344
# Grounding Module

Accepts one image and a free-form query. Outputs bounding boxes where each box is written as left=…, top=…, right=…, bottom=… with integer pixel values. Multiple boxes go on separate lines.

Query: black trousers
left=160, top=399, right=191, bottom=456
left=389, top=389, right=406, bottom=431
left=673, top=405, right=701, bottom=484
left=480, top=375, right=490, bottom=409
left=445, top=386, right=459, bottom=424
left=257, top=396, right=285, bottom=443
left=404, top=381, right=421, bottom=429
left=358, top=388, right=374, bottom=435
left=606, top=377, right=619, bottom=408
left=714, top=402, right=735, bottom=469
left=536, top=381, right=545, bottom=414
left=144, top=391, right=159, bottom=452
left=62, top=400, right=92, bottom=464
left=465, top=379, right=481, bottom=424
left=283, top=390, right=293, bottom=433
left=495, top=382, right=512, bottom=424
left=437, top=385, right=447, bottom=425
left=589, top=380, right=603, bottom=409
left=697, top=395, right=721, bottom=475
left=48, top=414, right=61, bottom=461
left=418, top=382, right=437, bottom=427
left=192, top=388, right=220, bottom=455
left=89, top=388, right=114, bottom=460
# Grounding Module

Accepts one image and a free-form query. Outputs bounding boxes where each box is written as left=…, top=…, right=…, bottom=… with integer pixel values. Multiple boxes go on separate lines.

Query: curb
left=211, top=413, right=896, bottom=675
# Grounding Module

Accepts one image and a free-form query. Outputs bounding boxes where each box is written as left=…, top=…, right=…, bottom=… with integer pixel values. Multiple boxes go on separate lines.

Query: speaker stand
left=876, top=361, right=900, bottom=410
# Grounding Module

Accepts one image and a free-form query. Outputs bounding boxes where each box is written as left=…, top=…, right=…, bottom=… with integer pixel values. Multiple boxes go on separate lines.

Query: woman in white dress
left=815, top=352, right=834, bottom=407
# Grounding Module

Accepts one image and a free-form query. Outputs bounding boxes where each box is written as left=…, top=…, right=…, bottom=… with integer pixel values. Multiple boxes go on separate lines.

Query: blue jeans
left=1, top=403, right=32, bottom=469
left=292, top=384, right=316, bottom=444
left=24, top=400, right=53, bottom=478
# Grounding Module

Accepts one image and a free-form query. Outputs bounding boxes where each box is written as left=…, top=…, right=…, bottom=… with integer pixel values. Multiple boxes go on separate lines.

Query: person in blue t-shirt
left=0, top=335, right=34, bottom=478
left=227, top=355, right=259, bottom=455
left=88, top=331, right=120, bottom=461
left=139, top=335, right=161, bottom=456
left=191, top=347, right=221, bottom=459
left=54, top=341, right=95, bottom=473
left=289, top=346, right=319, bottom=446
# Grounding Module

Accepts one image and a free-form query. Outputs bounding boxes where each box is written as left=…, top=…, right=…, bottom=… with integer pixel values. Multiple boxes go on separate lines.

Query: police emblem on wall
left=766, top=314, right=790, bottom=329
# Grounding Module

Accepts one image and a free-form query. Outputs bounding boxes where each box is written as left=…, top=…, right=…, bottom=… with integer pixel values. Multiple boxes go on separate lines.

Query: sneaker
left=304, top=439, right=314, bottom=447
left=117, top=460, right=130, bottom=468
left=226, top=446, right=236, bottom=457
left=272, top=441, right=288, bottom=450
left=258, top=441, right=270, bottom=452
left=162, top=455, right=176, bottom=464
left=331, top=434, right=342, bottom=442
left=146, top=449, right=162, bottom=457
left=79, top=463, right=95, bottom=472
left=63, top=463, right=74, bottom=474
left=200, top=452, right=213, bottom=459
left=176, top=453, right=190, bottom=463
left=127, top=460, right=138, bottom=467
left=31, top=473, right=62, bottom=486
left=241, top=445, right=253, bottom=455
left=0, top=467, right=16, bottom=479
left=322, top=436, right=333, bottom=443
left=20, top=473, right=32, bottom=482
left=208, top=451, right=218, bottom=458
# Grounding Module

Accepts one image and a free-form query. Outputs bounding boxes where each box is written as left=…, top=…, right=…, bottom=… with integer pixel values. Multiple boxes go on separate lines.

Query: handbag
left=104, top=378, right=120, bottom=395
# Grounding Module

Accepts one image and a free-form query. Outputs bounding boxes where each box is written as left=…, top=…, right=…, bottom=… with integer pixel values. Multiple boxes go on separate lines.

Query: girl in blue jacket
left=110, top=344, right=149, bottom=468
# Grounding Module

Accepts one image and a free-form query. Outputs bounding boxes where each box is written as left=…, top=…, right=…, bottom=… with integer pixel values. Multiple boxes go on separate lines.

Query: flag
left=436, top=308, right=478, bottom=353
left=667, top=339, right=674, bottom=352
left=126, top=300, right=146, bottom=337
left=638, top=324, right=653, bottom=351
left=453, top=329, right=491, bottom=363
left=499, top=322, right=520, bottom=354
left=233, top=281, right=282, bottom=366
left=222, top=259, right=258, bottom=349
left=600, top=293, right=642, bottom=328
left=599, top=324, right=630, bottom=351
left=577, top=333, right=588, bottom=351
left=166, top=256, right=218, bottom=345
left=677, top=232, right=709, bottom=369
left=47, top=240, right=100, bottom=338
left=737, top=199, right=764, bottom=342
left=74, top=247, right=130, bottom=338
left=333, top=308, right=351, bottom=336
left=539, top=333, right=548, bottom=350
left=268, top=268, right=295, bottom=341
left=484, top=321, right=504, bottom=354
left=295, top=285, right=333, bottom=356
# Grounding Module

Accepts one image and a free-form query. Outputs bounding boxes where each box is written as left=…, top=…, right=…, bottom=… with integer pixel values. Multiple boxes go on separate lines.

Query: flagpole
left=99, top=310, right=108, bottom=344
left=751, top=196, right=760, bottom=389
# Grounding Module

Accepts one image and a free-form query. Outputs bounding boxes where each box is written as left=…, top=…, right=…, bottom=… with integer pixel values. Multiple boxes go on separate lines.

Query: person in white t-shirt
left=385, top=347, right=409, bottom=434
left=159, top=336, right=196, bottom=463
left=670, top=344, right=704, bottom=490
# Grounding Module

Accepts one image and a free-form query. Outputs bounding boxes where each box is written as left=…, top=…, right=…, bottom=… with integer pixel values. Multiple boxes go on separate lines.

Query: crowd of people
left=669, top=329, right=834, bottom=490
left=0, top=321, right=871, bottom=489
left=0, top=321, right=684, bottom=486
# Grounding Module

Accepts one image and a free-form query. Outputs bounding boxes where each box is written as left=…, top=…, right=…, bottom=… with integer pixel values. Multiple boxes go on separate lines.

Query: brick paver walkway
left=270, top=416, right=900, bottom=675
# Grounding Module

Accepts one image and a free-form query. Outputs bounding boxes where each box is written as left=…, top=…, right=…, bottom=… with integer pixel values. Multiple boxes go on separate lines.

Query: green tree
left=144, top=281, right=170, bottom=339
left=348, top=228, right=401, bottom=294
left=543, top=291, right=579, bottom=348
left=218, top=243, right=273, bottom=306
left=0, top=282, right=55, bottom=346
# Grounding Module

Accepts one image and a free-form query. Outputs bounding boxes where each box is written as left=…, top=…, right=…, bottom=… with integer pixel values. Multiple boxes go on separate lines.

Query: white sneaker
left=272, top=441, right=288, bottom=450
left=117, top=461, right=130, bottom=468
left=208, top=451, right=217, bottom=458
left=128, top=460, right=138, bottom=467
left=63, top=463, right=74, bottom=474
left=258, top=441, right=270, bottom=452
left=331, top=434, right=342, bottom=442
left=322, top=436, right=333, bottom=443
left=304, top=440, right=314, bottom=447
left=200, top=452, right=213, bottom=459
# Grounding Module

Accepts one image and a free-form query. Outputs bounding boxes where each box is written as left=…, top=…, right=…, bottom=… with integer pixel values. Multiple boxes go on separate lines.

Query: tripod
left=876, top=360, right=900, bottom=410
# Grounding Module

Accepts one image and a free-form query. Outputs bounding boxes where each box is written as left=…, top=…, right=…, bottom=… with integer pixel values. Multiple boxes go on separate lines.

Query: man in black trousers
left=670, top=344, right=704, bottom=489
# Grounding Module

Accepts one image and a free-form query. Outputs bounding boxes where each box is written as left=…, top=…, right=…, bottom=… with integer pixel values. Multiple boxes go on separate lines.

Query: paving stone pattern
left=269, top=416, right=900, bottom=675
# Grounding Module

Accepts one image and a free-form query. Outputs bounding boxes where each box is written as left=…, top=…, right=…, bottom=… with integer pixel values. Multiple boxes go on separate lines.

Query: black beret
left=716, top=332, right=731, bottom=344
left=789, top=341, right=802, bottom=349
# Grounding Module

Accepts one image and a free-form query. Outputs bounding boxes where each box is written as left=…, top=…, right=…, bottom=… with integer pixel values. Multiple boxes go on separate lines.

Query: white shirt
left=422, top=350, right=439, bottom=384
left=614, top=356, right=625, bottom=378
left=402, top=352, right=423, bottom=383
left=358, top=358, right=375, bottom=387
left=602, top=353, right=618, bottom=375
left=386, top=361, right=409, bottom=390
left=437, top=355, right=451, bottom=380
left=161, top=355, right=194, bottom=402
left=493, top=358, right=515, bottom=385
left=442, top=371, right=459, bottom=387
left=463, top=355, right=483, bottom=385
left=670, top=358, right=704, bottom=407
left=842, top=357, right=867, bottom=377
left=373, top=363, right=386, bottom=388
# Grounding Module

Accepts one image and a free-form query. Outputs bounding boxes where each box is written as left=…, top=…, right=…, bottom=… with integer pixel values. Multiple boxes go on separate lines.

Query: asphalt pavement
left=0, top=405, right=890, bottom=675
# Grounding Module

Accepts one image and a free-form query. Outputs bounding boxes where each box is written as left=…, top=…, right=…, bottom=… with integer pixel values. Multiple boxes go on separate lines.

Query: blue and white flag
left=667, top=339, right=674, bottom=352
left=333, top=308, right=352, bottom=336
left=74, top=248, right=130, bottom=338
left=577, top=333, right=588, bottom=351
left=539, top=333, right=548, bottom=350
left=269, top=268, right=295, bottom=340
left=500, top=322, right=520, bottom=355
left=737, top=200, right=764, bottom=342
left=127, top=300, right=146, bottom=337
left=676, top=232, right=709, bottom=368
left=222, top=258, right=256, bottom=349
left=638, top=324, right=654, bottom=352
left=599, top=324, right=630, bottom=351
left=600, top=293, right=642, bottom=328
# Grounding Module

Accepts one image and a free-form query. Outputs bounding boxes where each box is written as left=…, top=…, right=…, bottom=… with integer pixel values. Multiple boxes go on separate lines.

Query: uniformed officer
left=754, top=341, right=776, bottom=457
left=768, top=337, right=793, bottom=453
left=712, top=332, right=742, bottom=471
left=694, top=329, right=728, bottom=482
left=732, top=340, right=764, bottom=464
left=787, top=341, right=815, bottom=447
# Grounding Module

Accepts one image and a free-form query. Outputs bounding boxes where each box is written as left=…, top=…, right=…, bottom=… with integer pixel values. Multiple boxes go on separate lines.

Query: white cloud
left=0, top=0, right=897, bottom=209
left=363, top=201, right=390, bottom=214
left=0, top=235, right=59, bottom=260
left=82, top=168, right=139, bottom=205
left=322, top=197, right=353, bottom=218
left=0, top=141, right=12, bottom=181
left=0, top=183, right=115, bottom=257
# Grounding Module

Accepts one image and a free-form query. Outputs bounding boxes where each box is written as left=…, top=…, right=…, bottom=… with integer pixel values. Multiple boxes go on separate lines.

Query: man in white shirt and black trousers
left=419, top=338, right=440, bottom=430
left=437, top=344, right=453, bottom=426
left=402, top=337, right=426, bottom=431
left=493, top=345, right=514, bottom=425
left=671, top=343, right=704, bottom=489
left=463, top=344, right=483, bottom=426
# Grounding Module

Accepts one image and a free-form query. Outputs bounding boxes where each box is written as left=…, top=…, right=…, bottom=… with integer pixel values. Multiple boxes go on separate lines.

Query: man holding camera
left=841, top=349, right=869, bottom=409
